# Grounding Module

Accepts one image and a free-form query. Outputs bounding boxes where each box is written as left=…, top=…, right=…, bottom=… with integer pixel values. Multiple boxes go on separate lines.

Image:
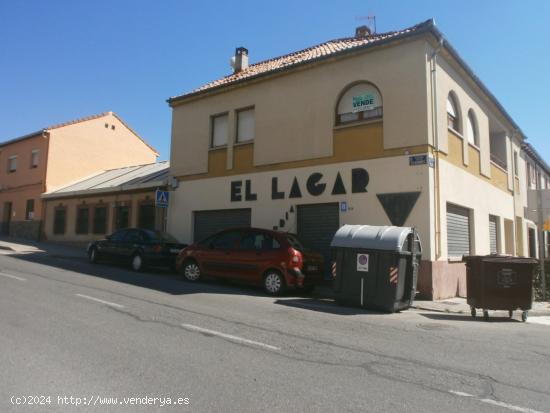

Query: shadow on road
left=274, top=298, right=388, bottom=316
left=419, top=312, right=521, bottom=323
left=1, top=251, right=325, bottom=300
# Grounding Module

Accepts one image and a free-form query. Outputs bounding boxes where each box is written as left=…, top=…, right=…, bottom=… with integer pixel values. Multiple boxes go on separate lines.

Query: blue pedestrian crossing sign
left=155, top=190, right=170, bottom=208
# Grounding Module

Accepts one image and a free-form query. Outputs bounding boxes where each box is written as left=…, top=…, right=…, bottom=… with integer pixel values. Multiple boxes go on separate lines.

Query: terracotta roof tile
left=169, top=20, right=432, bottom=103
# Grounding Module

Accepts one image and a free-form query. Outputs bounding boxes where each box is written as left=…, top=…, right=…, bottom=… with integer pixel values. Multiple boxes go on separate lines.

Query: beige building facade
left=42, top=162, right=169, bottom=244
left=0, top=112, right=158, bottom=239
left=166, top=20, right=545, bottom=299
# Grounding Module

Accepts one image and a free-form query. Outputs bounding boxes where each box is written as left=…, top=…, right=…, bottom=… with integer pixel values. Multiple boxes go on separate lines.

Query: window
left=115, top=205, right=130, bottom=230
left=211, top=113, right=228, bottom=147
left=447, top=204, right=471, bottom=257
left=237, top=108, right=255, bottom=143
left=138, top=203, right=155, bottom=230
left=76, top=206, right=90, bottom=234
left=211, top=230, right=241, bottom=249
left=110, top=230, right=127, bottom=242
left=30, top=150, right=39, bottom=168
left=513, top=151, right=519, bottom=176
left=466, top=110, right=479, bottom=146
left=336, top=82, right=383, bottom=125
left=489, top=215, right=499, bottom=254
left=93, top=206, right=107, bottom=234
left=447, top=93, right=460, bottom=132
left=240, top=232, right=280, bottom=250
left=53, top=207, right=67, bottom=235
left=25, top=199, right=35, bottom=221
left=124, top=229, right=144, bottom=243
left=7, top=156, right=17, bottom=173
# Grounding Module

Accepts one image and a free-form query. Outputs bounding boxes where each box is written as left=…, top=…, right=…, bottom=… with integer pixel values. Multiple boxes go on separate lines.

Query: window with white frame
left=211, top=113, right=228, bottom=148
left=447, top=93, right=460, bottom=132
left=237, top=108, right=255, bottom=143
left=7, top=155, right=17, bottom=173
left=466, top=110, right=479, bottom=147
left=31, top=149, right=39, bottom=168
left=336, top=82, right=383, bottom=125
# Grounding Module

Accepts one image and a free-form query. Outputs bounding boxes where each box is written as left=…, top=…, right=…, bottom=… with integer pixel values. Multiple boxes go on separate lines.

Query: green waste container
left=464, top=255, right=537, bottom=322
left=330, top=225, right=421, bottom=313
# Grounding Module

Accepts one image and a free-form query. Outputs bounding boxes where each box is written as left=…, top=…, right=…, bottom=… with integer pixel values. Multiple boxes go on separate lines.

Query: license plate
left=170, top=248, right=181, bottom=254
left=307, top=265, right=318, bottom=272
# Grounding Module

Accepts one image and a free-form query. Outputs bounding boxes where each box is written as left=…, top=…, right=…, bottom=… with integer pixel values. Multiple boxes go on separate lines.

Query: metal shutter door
left=489, top=215, right=498, bottom=254
left=446, top=204, right=470, bottom=257
left=193, top=209, right=251, bottom=242
left=297, top=203, right=340, bottom=269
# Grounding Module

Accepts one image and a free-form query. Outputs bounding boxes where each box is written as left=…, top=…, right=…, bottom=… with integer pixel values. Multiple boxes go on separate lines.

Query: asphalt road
left=1, top=250, right=549, bottom=413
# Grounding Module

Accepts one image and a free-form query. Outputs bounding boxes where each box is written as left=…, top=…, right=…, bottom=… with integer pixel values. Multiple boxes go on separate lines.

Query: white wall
left=439, top=159, right=515, bottom=258
left=168, top=156, right=432, bottom=255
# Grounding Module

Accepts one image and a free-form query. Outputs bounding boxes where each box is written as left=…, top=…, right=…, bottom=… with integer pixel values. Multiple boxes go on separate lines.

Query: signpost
left=155, top=189, right=170, bottom=208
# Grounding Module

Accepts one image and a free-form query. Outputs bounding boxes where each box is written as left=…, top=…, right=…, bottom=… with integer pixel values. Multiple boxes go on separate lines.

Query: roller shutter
left=193, top=209, right=251, bottom=242
left=447, top=204, right=470, bottom=257
left=489, top=215, right=498, bottom=254
left=297, top=203, right=340, bottom=274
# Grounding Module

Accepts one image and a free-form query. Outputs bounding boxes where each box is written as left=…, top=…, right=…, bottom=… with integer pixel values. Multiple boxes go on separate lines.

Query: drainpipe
left=430, top=37, right=444, bottom=260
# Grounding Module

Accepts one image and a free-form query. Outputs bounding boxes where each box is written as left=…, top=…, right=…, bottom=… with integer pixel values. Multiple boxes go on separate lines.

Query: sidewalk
left=0, top=236, right=87, bottom=260
left=412, top=297, right=550, bottom=316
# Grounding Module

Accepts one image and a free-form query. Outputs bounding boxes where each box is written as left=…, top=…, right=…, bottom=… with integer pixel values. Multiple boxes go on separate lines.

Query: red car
left=175, top=227, right=324, bottom=295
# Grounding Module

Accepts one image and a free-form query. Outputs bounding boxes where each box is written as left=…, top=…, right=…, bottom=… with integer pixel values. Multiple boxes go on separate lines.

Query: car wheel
left=89, top=247, right=100, bottom=264
left=264, top=271, right=286, bottom=296
left=182, top=261, right=201, bottom=282
left=131, top=253, right=144, bottom=272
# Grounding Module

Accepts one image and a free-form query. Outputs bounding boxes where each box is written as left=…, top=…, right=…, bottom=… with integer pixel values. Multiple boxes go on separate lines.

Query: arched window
left=336, top=82, right=382, bottom=125
left=446, top=92, right=460, bottom=132
left=466, top=110, right=479, bottom=146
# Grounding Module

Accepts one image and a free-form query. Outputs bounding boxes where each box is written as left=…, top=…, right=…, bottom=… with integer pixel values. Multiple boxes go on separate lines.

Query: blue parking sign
left=155, top=190, right=170, bottom=208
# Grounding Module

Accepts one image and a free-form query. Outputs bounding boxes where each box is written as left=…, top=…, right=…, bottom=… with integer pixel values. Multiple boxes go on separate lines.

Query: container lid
left=330, top=224, right=417, bottom=252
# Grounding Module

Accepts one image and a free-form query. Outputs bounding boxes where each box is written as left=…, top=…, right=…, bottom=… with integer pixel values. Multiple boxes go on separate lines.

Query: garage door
left=193, top=208, right=251, bottom=242
left=447, top=204, right=471, bottom=257
left=489, top=215, right=498, bottom=254
left=297, top=203, right=340, bottom=275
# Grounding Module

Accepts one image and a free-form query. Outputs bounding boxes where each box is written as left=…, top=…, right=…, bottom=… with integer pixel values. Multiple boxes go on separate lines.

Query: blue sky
left=1, top=0, right=548, bottom=161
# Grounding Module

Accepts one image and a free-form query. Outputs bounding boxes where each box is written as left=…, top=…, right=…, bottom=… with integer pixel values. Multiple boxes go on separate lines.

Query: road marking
left=181, top=323, right=280, bottom=351
left=76, top=294, right=124, bottom=308
left=448, top=390, right=474, bottom=397
left=480, top=398, right=544, bottom=413
left=526, top=316, right=550, bottom=326
left=449, top=390, right=544, bottom=413
left=0, top=272, right=26, bottom=281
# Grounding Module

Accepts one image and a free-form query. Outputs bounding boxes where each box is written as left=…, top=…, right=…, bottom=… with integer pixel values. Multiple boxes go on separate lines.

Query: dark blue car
left=87, top=228, right=187, bottom=271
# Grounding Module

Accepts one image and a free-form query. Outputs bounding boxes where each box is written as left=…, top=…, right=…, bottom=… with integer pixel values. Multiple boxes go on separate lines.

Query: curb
left=411, top=304, right=550, bottom=317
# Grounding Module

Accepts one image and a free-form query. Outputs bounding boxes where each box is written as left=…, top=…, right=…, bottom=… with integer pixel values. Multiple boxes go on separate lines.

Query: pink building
left=0, top=112, right=158, bottom=239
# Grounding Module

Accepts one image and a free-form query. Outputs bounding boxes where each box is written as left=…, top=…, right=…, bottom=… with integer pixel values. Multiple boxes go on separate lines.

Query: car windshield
left=285, top=234, right=305, bottom=251
left=143, top=230, right=180, bottom=243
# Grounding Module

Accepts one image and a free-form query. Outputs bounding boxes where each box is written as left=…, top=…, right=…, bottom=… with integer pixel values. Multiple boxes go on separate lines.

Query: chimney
left=233, top=47, right=249, bottom=73
left=355, top=25, right=371, bottom=38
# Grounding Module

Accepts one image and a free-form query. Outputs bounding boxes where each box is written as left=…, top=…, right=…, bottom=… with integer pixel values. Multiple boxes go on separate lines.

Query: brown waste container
left=464, top=256, right=538, bottom=322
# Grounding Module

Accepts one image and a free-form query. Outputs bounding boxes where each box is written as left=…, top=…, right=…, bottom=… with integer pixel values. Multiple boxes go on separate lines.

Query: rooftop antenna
left=355, top=12, right=377, bottom=34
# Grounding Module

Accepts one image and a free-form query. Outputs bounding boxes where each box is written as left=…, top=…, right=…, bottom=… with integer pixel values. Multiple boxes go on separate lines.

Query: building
left=42, top=162, right=169, bottom=243
left=0, top=112, right=158, bottom=240
left=166, top=19, right=547, bottom=299
left=522, top=142, right=550, bottom=258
